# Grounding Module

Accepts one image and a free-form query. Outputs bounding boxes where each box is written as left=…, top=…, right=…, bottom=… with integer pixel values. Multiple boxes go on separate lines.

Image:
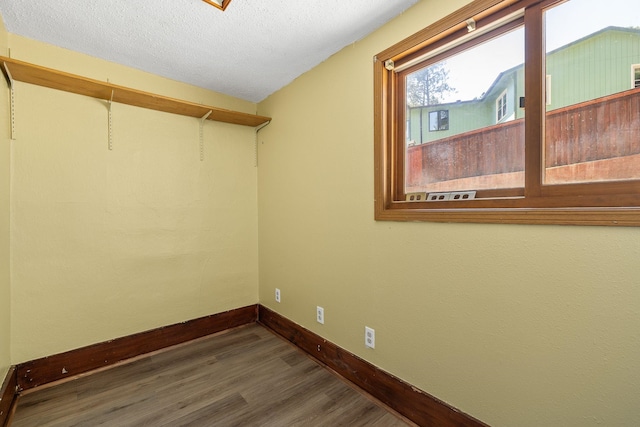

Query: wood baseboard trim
left=258, top=305, right=487, bottom=427
left=0, top=366, right=18, bottom=427
left=17, top=304, right=258, bottom=391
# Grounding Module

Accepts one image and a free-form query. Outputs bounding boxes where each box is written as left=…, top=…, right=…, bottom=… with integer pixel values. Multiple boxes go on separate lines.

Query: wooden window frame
left=374, top=0, right=640, bottom=226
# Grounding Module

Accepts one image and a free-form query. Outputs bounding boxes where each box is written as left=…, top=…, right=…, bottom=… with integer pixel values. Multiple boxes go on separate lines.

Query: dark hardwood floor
left=11, top=324, right=413, bottom=426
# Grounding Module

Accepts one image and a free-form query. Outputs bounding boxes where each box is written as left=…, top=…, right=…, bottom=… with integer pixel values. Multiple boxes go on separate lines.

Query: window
left=429, top=110, right=449, bottom=131
left=374, top=0, right=640, bottom=226
left=496, top=91, right=508, bottom=122
left=546, top=75, right=552, bottom=105
left=634, top=65, right=640, bottom=88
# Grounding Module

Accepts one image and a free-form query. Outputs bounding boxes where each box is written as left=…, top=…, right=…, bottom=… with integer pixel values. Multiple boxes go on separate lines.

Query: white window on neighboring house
left=546, top=75, right=552, bottom=105
left=429, top=110, right=449, bottom=131
left=496, top=90, right=508, bottom=122
left=634, top=65, right=640, bottom=88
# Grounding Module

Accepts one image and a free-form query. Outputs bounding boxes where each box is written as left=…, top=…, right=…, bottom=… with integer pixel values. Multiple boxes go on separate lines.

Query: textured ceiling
left=0, top=0, right=419, bottom=103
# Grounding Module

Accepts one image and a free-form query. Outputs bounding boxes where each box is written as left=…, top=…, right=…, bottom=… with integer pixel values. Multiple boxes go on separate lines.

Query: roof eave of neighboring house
left=407, top=99, right=480, bottom=110
left=547, top=25, right=640, bottom=56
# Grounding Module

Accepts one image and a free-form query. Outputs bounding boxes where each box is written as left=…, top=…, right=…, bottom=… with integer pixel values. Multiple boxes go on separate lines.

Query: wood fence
left=407, top=88, right=640, bottom=187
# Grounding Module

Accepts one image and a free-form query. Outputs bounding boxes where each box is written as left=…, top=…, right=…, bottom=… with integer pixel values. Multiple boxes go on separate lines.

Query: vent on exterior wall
left=202, top=0, right=232, bottom=11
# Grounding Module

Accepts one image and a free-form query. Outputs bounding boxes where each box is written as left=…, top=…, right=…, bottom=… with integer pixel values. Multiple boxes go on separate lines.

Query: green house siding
left=408, top=72, right=518, bottom=145
left=408, top=102, right=492, bottom=145
left=546, top=29, right=640, bottom=111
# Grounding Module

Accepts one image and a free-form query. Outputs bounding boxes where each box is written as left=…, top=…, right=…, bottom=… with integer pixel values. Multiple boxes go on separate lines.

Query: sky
left=416, top=0, right=640, bottom=103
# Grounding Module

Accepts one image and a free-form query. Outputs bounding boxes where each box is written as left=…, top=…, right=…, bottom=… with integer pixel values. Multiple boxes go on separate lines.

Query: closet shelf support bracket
left=108, top=90, right=114, bottom=150
left=2, top=62, right=16, bottom=140
left=254, top=120, right=271, bottom=167
left=199, top=110, right=212, bottom=161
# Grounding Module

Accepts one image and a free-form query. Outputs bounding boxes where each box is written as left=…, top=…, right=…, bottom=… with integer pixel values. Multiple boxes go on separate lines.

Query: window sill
left=374, top=204, right=640, bottom=226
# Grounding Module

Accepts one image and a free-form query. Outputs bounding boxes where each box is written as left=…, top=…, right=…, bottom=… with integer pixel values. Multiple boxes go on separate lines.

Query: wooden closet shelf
left=0, top=56, right=271, bottom=127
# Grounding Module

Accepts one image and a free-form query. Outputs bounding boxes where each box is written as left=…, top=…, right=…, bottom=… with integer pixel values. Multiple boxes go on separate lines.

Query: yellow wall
left=256, top=1, right=640, bottom=426
left=0, top=14, right=10, bottom=375
left=2, top=2, right=639, bottom=426
left=8, top=35, right=259, bottom=363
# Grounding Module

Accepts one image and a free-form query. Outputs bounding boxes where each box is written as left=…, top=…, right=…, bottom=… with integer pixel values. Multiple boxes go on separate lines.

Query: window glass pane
left=544, top=0, right=640, bottom=185
left=429, top=111, right=439, bottom=131
left=405, top=27, right=525, bottom=194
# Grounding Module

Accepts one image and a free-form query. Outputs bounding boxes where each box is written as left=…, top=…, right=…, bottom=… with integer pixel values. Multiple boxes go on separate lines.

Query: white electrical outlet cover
left=365, top=326, right=375, bottom=349
left=316, top=306, right=324, bottom=324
